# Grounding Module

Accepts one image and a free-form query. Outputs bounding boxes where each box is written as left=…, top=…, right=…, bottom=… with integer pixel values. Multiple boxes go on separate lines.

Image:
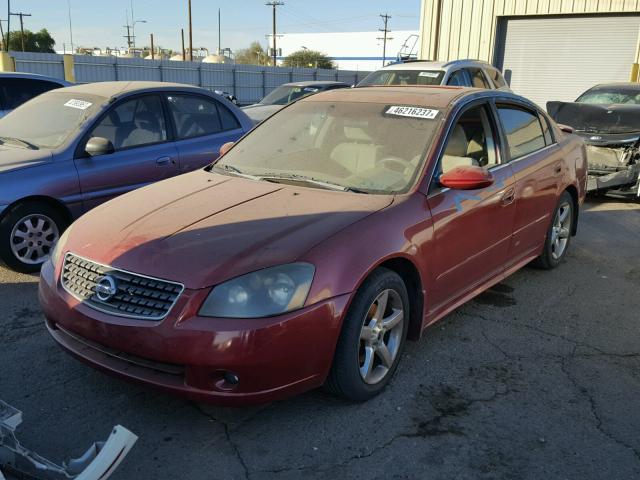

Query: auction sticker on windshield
left=64, top=99, right=93, bottom=110
left=385, top=105, right=439, bottom=119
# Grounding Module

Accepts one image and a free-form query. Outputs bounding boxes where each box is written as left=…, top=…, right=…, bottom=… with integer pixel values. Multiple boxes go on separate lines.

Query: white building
left=267, top=30, right=419, bottom=71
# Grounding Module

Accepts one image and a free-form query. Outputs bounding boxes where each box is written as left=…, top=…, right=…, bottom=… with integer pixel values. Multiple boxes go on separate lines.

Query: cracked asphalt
left=1, top=196, right=639, bottom=480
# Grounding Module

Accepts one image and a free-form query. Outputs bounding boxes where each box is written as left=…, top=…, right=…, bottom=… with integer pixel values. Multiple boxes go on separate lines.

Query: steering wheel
left=380, top=156, right=412, bottom=173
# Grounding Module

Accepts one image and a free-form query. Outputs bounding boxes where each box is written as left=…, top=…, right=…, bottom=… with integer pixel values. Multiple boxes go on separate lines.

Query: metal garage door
left=495, top=15, right=640, bottom=106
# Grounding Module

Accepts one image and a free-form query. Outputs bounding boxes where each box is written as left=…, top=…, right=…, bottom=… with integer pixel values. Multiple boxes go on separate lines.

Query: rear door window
left=0, top=78, right=63, bottom=110
left=166, top=94, right=223, bottom=139
left=486, top=68, right=507, bottom=89
left=496, top=105, right=547, bottom=160
left=446, top=70, right=470, bottom=87
left=467, top=68, right=491, bottom=89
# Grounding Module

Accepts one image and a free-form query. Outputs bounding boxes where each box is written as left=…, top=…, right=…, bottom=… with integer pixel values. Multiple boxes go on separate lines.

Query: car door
left=494, top=102, right=563, bottom=267
left=74, top=93, right=179, bottom=211
left=426, top=101, right=516, bottom=314
left=164, top=93, right=244, bottom=173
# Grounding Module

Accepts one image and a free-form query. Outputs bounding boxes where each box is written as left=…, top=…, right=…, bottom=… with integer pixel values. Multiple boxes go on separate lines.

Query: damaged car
left=547, top=83, right=640, bottom=196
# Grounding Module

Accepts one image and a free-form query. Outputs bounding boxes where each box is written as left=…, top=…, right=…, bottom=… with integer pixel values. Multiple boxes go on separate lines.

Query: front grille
left=61, top=253, right=184, bottom=321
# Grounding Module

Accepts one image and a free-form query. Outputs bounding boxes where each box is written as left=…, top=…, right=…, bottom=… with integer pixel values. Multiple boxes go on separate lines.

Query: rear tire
left=326, top=268, right=409, bottom=402
left=532, top=191, right=574, bottom=270
left=0, top=202, right=67, bottom=273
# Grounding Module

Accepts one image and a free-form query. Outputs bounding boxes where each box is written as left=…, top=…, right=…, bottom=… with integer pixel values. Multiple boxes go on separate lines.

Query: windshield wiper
left=211, top=163, right=262, bottom=181
left=259, top=173, right=368, bottom=193
left=0, top=136, right=38, bottom=150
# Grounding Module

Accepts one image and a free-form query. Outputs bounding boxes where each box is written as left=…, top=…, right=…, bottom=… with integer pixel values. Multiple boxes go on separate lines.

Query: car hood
left=0, top=145, right=53, bottom=173
left=547, top=101, right=640, bottom=135
left=241, top=104, right=283, bottom=123
left=66, top=170, right=393, bottom=289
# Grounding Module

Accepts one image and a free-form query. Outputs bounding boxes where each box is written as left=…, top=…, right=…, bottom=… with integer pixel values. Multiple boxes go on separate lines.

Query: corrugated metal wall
left=419, top=0, right=640, bottom=62
left=11, top=52, right=370, bottom=105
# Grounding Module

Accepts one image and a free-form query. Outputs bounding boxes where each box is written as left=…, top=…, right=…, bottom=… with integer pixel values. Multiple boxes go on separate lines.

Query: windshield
left=576, top=87, right=640, bottom=105
left=215, top=100, right=441, bottom=194
left=0, top=91, right=105, bottom=149
left=358, top=69, right=444, bottom=87
left=260, top=85, right=321, bottom=106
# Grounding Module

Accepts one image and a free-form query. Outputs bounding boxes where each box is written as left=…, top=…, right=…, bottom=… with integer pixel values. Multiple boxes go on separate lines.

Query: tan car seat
left=330, top=126, right=381, bottom=174
left=441, top=124, right=479, bottom=173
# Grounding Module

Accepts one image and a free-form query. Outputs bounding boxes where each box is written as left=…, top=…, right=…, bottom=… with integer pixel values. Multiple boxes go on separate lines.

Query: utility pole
left=123, top=23, right=133, bottom=49
left=67, top=0, right=74, bottom=53
left=265, top=1, right=283, bottom=67
left=377, top=13, right=392, bottom=67
left=150, top=33, right=154, bottom=59
left=187, top=0, right=193, bottom=61
left=10, top=11, right=32, bottom=52
left=217, top=8, right=221, bottom=55
left=181, top=28, right=185, bottom=61
left=6, top=0, right=10, bottom=52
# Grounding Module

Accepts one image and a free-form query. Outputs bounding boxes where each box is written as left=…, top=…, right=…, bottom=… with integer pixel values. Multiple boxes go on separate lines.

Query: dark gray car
left=0, top=81, right=253, bottom=272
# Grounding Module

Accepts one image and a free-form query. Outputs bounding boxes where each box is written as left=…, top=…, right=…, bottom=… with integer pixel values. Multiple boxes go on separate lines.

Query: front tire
left=0, top=202, right=66, bottom=273
left=326, top=268, right=409, bottom=402
left=532, top=191, right=574, bottom=270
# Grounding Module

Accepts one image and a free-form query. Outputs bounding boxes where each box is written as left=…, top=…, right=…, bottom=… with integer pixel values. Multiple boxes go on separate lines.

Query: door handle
left=501, top=187, right=515, bottom=206
left=156, top=156, right=173, bottom=166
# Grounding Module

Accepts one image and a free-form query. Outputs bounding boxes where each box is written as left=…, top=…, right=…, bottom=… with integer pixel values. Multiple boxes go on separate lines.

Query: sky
left=4, top=0, right=421, bottom=53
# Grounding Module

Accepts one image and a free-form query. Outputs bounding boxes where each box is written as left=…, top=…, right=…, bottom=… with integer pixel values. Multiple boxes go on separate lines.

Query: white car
left=357, top=59, right=510, bottom=91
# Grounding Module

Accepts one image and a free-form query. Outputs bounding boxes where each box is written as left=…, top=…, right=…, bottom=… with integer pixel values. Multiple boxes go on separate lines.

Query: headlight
left=199, top=263, right=315, bottom=318
left=51, top=226, right=72, bottom=266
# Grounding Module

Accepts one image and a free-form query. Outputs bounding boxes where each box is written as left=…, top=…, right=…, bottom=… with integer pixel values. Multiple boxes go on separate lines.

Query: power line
left=265, top=1, right=284, bottom=66
left=377, top=13, right=392, bottom=67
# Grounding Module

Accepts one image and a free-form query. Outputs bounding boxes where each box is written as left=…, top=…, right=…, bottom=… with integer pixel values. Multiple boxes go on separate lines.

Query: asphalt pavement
left=1, top=197, right=639, bottom=480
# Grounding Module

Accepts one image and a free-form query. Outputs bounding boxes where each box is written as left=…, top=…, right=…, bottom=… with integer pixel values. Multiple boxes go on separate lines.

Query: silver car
left=357, top=59, right=510, bottom=91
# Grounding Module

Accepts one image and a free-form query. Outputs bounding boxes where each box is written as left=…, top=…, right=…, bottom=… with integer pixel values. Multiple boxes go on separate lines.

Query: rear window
left=0, top=78, right=63, bottom=110
left=357, top=70, right=445, bottom=87
left=497, top=106, right=546, bottom=160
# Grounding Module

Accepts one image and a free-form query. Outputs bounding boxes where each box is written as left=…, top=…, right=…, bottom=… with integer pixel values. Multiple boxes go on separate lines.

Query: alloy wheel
left=10, top=214, right=60, bottom=265
left=358, top=289, right=404, bottom=385
left=550, top=201, right=572, bottom=260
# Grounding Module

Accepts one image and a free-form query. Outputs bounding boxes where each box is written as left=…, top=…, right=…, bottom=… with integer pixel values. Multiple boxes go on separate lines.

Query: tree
left=7, top=28, right=55, bottom=53
left=283, top=49, right=334, bottom=69
left=235, top=41, right=270, bottom=66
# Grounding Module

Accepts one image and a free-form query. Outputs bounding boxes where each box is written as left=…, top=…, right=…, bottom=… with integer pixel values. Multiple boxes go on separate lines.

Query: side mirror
left=85, top=137, right=114, bottom=157
left=440, top=165, right=494, bottom=190
left=557, top=124, right=574, bottom=134
left=219, top=141, right=235, bottom=157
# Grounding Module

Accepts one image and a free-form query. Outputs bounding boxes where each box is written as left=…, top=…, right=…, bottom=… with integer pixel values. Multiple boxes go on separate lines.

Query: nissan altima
left=39, top=86, right=587, bottom=405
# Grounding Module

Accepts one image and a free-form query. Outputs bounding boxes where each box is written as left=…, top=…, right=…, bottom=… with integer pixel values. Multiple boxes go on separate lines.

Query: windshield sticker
left=64, top=99, right=93, bottom=110
left=386, top=105, right=439, bottom=120
left=303, top=87, right=319, bottom=92
left=418, top=71, right=440, bottom=78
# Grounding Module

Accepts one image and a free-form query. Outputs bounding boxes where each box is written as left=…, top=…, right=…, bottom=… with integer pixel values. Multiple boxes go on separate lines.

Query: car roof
left=0, top=71, right=70, bottom=85
left=57, top=81, right=210, bottom=99
left=586, top=82, right=640, bottom=90
left=301, top=85, right=477, bottom=108
left=378, top=59, right=494, bottom=71
left=281, top=80, right=349, bottom=87
left=301, top=85, right=533, bottom=110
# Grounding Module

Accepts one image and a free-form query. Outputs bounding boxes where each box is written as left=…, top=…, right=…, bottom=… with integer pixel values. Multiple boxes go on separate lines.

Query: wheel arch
left=373, top=256, right=425, bottom=341
left=563, top=184, right=579, bottom=236
left=1, top=195, right=74, bottom=227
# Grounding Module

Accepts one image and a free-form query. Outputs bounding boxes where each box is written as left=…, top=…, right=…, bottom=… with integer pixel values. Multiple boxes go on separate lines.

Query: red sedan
left=39, top=86, right=587, bottom=405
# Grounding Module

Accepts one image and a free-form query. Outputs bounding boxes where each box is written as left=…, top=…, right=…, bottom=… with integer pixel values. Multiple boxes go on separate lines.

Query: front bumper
left=39, top=259, right=350, bottom=406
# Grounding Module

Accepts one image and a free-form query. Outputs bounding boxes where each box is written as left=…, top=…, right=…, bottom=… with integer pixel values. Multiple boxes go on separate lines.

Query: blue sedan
left=0, top=81, right=253, bottom=272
